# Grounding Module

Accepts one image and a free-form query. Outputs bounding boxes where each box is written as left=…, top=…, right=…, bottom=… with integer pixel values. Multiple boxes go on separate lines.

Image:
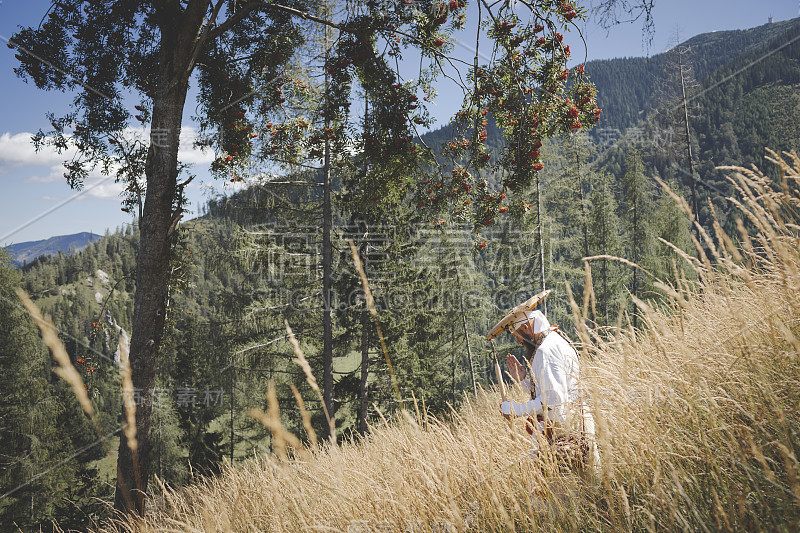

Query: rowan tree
left=12, top=0, right=599, bottom=516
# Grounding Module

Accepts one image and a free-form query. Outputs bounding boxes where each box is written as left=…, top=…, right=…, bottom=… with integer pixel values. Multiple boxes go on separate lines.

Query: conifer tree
left=621, top=148, right=654, bottom=330
left=654, top=32, right=702, bottom=229
left=588, top=171, right=623, bottom=326
left=652, top=177, right=695, bottom=287
left=0, top=252, right=76, bottom=527
left=534, top=134, right=595, bottom=330
left=543, top=136, right=593, bottom=265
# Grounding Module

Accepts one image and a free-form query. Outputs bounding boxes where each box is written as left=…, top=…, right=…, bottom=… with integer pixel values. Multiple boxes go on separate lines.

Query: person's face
left=511, top=320, right=534, bottom=345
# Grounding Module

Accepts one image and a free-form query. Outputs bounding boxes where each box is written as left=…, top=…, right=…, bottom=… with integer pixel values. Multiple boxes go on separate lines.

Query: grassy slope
left=99, top=154, right=800, bottom=531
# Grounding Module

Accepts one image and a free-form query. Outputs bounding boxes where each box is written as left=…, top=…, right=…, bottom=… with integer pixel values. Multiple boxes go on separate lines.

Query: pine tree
left=0, top=251, right=78, bottom=528
left=651, top=177, right=696, bottom=288
left=621, top=148, right=655, bottom=330
left=588, top=171, right=623, bottom=327
left=533, top=135, right=596, bottom=331
left=654, top=32, right=702, bottom=231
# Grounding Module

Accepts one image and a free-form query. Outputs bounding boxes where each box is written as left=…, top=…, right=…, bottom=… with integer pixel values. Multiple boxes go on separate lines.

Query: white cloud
left=23, top=165, right=64, bottom=183
left=20, top=163, right=123, bottom=199
left=82, top=175, right=125, bottom=199
left=1, top=125, right=215, bottom=174
left=4, top=125, right=216, bottom=201
left=0, top=132, right=74, bottom=169
left=33, top=174, right=123, bottom=201
left=178, top=126, right=216, bottom=165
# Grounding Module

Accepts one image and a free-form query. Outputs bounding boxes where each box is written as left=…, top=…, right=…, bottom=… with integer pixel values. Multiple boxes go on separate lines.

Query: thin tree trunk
left=678, top=47, right=700, bottom=229
left=158, top=414, right=163, bottom=482
left=358, top=92, right=370, bottom=435
left=456, top=271, right=476, bottom=397
left=602, top=181, right=609, bottom=325
left=359, top=306, right=370, bottom=435
left=451, top=326, right=456, bottom=401
left=322, top=137, right=334, bottom=438
left=229, top=364, right=235, bottom=463
left=602, top=227, right=608, bottom=324
left=536, top=174, right=546, bottom=313
left=322, top=21, right=335, bottom=440
left=632, top=194, right=639, bottom=331
left=577, top=147, right=589, bottom=259
left=29, top=413, right=33, bottom=521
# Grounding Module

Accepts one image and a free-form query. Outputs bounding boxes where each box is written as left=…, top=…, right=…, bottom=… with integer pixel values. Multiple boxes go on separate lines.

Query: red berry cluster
left=417, top=2, right=597, bottom=234
left=75, top=357, right=95, bottom=375
left=560, top=1, right=577, bottom=21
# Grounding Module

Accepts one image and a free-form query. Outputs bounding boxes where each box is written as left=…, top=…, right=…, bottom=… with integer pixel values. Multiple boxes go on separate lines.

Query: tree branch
left=207, top=0, right=347, bottom=42
left=186, top=0, right=228, bottom=76
left=206, top=1, right=264, bottom=41
left=166, top=210, right=183, bottom=238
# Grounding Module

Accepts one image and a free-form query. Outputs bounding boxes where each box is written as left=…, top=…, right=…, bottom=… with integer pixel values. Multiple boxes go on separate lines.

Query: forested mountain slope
left=103, top=153, right=800, bottom=533
left=587, top=17, right=800, bottom=134
left=7, top=15, right=800, bottom=530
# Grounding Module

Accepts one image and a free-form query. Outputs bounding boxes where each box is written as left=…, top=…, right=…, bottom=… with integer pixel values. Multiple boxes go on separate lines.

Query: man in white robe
left=500, top=309, right=600, bottom=470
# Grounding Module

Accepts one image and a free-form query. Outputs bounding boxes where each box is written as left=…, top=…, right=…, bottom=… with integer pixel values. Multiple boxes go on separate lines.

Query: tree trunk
left=322, top=146, right=334, bottom=437
left=230, top=363, right=235, bottom=464
left=678, top=47, right=700, bottom=230
left=577, top=148, right=589, bottom=260
left=114, top=6, right=200, bottom=513
left=632, top=195, right=639, bottom=331
left=115, top=96, right=183, bottom=514
left=359, top=306, right=370, bottom=435
left=322, top=49, right=335, bottom=442
left=358, top=92, right=370, bottom=436
left=451, top=326, right=457, bottom=400
left=456, top=271, right=476, bottom=397
left=536, top=174, right=547, bottom=313
left=602, top=213, right=608, bottom=324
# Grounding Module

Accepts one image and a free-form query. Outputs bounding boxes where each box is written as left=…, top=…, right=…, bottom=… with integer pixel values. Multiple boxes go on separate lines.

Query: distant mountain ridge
left=586, top=17, right=800, bottom=135
left=418, top=18, right=800, bottom=162
left=4, top=232, right=101, bottom=266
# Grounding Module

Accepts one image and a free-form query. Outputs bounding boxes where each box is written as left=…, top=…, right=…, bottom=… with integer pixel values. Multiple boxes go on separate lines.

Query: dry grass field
left=88, top=151, right=800, bottom=532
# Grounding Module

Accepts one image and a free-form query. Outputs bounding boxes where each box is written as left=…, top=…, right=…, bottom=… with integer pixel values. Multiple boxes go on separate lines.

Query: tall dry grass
left=99, top=153, right=800, bottom=532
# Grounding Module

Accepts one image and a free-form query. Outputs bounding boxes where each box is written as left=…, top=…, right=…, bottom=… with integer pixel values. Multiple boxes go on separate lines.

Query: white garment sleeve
left=500, top=398, right=542, bottom=416
left=530, top=350, right=546, bottom=414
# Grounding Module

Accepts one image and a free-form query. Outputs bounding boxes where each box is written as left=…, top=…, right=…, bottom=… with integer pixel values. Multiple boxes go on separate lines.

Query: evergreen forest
left=3, top=9, right=800, bottom=531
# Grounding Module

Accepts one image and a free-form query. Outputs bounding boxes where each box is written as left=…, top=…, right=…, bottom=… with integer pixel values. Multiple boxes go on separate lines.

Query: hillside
left=98, top=155, right=800, bottom=532
left=413, top=17, right=800, bottom=238
left=4, top=231, right=101, bottom=266
left=587, top=17, right=800, bottom=134
left=6, top=15, right=800, bottom=531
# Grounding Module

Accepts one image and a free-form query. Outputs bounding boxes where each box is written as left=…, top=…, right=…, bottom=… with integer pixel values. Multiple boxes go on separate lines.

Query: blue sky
left=1, top=0, right=798, bottom=245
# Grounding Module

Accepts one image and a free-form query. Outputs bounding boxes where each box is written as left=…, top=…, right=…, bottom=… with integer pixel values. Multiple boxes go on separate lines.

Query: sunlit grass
left=97, top=151, right=800, bottom=532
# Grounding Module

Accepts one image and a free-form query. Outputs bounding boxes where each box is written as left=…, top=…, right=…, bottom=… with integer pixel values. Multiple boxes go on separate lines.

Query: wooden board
left=486, top=289, right=551, bottom=340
